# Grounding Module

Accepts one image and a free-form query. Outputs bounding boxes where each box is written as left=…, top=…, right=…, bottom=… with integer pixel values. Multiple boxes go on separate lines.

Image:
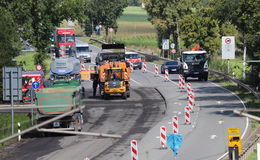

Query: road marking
left=210, top=135, right=217, bottom=139
left=218, top=120, right=224, bottom=124
left=217, top=101, right=221, bottom=104
left=212, top=82, right=249, bottom=160
left=131, top=78, right=142, bottom=86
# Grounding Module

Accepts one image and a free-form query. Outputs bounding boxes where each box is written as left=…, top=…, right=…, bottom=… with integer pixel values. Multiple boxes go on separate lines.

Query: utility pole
left=243, top=46, right=246, bottom=80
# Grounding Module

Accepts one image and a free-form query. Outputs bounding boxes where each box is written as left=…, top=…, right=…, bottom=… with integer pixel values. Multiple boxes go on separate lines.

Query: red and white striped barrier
left=172, top=116, right=178, bottom=134
left=154, top=64, right=159, bottom=76
left=165, top=69, right=169, bottom=81
left=131, top=140, right=138, bottom=160
left=181, top=76, right=185, bottom=90
left=187, top=83, right=191, bottom=97
left=188, top=89, right=195, bottom=111
left=81, top=61, right=86, bottom=71
left=185, top=106, right=191, bottom=124
left=142, top=62, right=147, bottom=73
left=130, top=62, right=134, bottom=72
left=179, top=75, right=182, bottom=89
left=160, top=126, right=167, bottom=148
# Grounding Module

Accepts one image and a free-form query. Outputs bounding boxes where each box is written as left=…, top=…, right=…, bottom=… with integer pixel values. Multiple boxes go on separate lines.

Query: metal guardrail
left=209, top=70, right=260, bottom=100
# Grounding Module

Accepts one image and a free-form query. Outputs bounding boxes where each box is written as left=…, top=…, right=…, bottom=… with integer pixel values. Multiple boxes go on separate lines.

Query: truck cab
left=76, top=41, right=92, bottom=63
left=181, top=51, right=209, bottom=81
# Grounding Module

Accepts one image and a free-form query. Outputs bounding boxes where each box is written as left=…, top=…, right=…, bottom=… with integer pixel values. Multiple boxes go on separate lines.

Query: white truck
left=76, top=41, right=92, bottom=63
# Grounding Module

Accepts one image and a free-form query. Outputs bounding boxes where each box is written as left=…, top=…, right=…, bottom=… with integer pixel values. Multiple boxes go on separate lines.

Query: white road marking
left=217, top=101, right=221, bottom=104
left=131, top=78, right=142, bottom=86
left=210, top=135, right=217, bottom=139
left=218, top=120, right=224, bottom=125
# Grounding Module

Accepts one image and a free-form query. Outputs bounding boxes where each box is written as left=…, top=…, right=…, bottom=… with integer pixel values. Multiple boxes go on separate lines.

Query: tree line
left=142, top=0, right=259, bottom=84
left=0, top=0, right=129, bottom=69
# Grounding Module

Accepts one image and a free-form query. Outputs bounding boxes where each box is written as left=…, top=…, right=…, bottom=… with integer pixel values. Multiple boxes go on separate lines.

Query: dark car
left=161, top=60, right=182, bottom=74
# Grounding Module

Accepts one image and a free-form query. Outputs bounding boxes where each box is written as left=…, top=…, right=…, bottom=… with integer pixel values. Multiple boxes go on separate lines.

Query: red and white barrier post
left=188, top=89, right=195, bottom=111
left=154, top=64, right=159, bottom=76
left=165, top=69, right=169, bottom=81
left=131, top=140, right=138, bottom=160
left=172, top=116, right=178, bottom=134
left=130, top=62, right=134, bottom=72
left=142, top=62, right=147, bottom=73
left=185, top=106, right=191, bottom=125
left=186, top=83, right=191, bottom=98
left=81, top=60, right=86, bottom=71
left=181, top=76, right=185, bottom=90
left=179, top=75, right=182, bottom=89
left=160, top=126, right=167, bottom=149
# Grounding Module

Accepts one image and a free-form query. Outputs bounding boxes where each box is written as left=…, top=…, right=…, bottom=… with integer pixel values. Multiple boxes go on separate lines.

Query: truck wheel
left=104, top=93, right=109, bottom=100
left=198, top=76, right=202, bottom=81
left=122, top=92, right=127, bottom=99
left=204, top=75, right=208, bottom=81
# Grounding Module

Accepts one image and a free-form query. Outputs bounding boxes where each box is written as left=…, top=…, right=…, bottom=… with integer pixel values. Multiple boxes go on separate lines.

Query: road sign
left=170, top=49, right=176, bottom=54
left=32, top=81, right=40, bottom=89
left=170, top=43, right=175, bottom=49
left=36, top=64, right=42, bottom=71
left=228, top=127, right=240, bottom=134
left=228, top=127, right=242, bottom=154
left=95, top=26, right=100, bottom=30
left=2, top=67, right=22, bottom=101
left=222, top=36, right=235, bottom=59
left=162, top=39, right=169, bottom=50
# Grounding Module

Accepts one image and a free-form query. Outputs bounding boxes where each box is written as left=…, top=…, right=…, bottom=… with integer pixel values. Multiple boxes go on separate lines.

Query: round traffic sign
left=170, top=49, right=176, bottom=54
left=225, top=38, right=231, bottom=44
left=95, top=26, right=100, bottom=30
left=32, top=81, right=40, bottom=89
left=36, top=64, right=42, bottom=71
left=170, top=43, right=175, bottom=49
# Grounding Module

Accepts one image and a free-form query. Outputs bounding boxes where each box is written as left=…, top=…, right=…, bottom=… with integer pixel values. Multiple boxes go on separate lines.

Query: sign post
left=222, top=36, right=235, bottom=74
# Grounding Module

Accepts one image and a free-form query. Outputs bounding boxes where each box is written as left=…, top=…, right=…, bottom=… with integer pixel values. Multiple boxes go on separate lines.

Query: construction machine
left=93, top=43, right=130, bottom=99
left=98, top=61, right=130, bottom=99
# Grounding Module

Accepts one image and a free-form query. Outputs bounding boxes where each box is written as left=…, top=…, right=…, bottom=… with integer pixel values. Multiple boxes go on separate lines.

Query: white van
left=76, top=41, right=92, bottom=63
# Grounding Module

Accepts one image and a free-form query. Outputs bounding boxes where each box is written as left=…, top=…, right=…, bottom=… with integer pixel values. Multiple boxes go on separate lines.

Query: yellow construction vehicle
left=98, top=61, right=130, bottom=99
left=94, top=43, right=130, bottom=99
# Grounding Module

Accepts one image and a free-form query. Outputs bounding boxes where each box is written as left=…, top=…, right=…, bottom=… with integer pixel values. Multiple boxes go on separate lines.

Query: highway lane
left=0, top=41, right=248, bottom=160
left=120, top=62, right=248, bottom=160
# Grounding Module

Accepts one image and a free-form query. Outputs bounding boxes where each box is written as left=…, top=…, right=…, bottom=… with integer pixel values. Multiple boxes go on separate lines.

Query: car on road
left=161, top=60, right=182, bottom=74
left=125, top=52, right=142, bottom=69
left=76, top=41, right=92, bottom=63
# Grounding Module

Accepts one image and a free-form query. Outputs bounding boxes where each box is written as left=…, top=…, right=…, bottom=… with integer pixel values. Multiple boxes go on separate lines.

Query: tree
left=86, top=0, right=128, bottom=41
left=142, top=0, right=196, bottom=55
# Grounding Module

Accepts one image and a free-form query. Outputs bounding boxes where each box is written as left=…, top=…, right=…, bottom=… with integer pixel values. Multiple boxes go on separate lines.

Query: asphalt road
left=0, top=41, right=248, bottom=160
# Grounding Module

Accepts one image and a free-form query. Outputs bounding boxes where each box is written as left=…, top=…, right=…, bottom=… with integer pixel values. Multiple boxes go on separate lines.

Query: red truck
left=54, top=28, right=76, bottom=57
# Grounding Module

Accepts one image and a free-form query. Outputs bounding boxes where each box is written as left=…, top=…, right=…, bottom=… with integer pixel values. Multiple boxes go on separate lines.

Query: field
left=109, top=7, right=159, bottom=53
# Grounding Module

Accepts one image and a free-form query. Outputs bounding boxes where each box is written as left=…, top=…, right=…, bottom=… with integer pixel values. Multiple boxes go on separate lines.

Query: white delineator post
left=17, top=122, right=21, bottom=141
left=154, top=64, right=159, bottom=76
left=185, top=106, right=191, bottom=125
left=172, top=116, right=178, bottom=134
left=142, top=62, right=147, bottom=73
left=257, top=143, right=260, bottom=160
left=131, top=140, right=138, bottom=160
left=165, top=69, right=169, bottom=81
left=160, top=126, right=167, bottom=149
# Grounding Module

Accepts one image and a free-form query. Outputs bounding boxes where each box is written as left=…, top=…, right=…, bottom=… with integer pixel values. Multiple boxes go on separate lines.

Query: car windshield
left=125, top=54, right=140, bottom=59
left=58, top=34, right=75, bottom=43
left=183, top=53, right=206, bottom=62
left=107, top=69, right=122, bottom=80
left=77, top=47, right=89, bottom=53
left=165, top=61, right=178, bottom=65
